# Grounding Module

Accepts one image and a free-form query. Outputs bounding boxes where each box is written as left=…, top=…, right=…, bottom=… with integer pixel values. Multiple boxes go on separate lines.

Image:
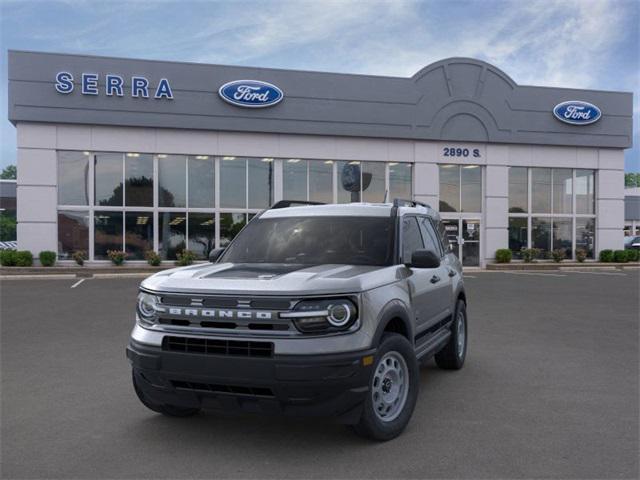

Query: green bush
left=575, top=249, right=587, bottom=263
left=145, top=250, right=162, bottom=266
left=0, top=249, right=17, bottom=266
left=39, top=250, right=57, bottom=267
left=613, top=250, right=628, bottom=263
left=175, top=249, right=196, bottom=266
left=495, top=249, right=512, bottom=263
left=551, top=249, right=565, bottom=263
left=626, top=249, right=639, bottom=262
left=15, top=250, right=33, bottom=267
left=72, top=250, right=87, bottom=266
left=521, top=248, right=541, bottom=263
left=599, top=249, right=614, bottom=262
left=107, top=250, right=127, bottom=266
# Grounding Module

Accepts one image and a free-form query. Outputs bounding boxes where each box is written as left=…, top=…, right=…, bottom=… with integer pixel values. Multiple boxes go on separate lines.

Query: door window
left=418, top=217, right=442, bottom=257
left=401, top=217, right=424, bottom=263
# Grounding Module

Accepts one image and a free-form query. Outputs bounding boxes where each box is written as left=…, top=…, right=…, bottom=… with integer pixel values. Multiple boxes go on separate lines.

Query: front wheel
left=435, top=299, right=467, bottom=370
left=351, top=333, right=419, bottom=441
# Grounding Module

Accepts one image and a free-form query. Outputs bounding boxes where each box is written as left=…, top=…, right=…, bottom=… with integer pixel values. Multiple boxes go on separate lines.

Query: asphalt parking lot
left=1, top=270, right=638, bottom=479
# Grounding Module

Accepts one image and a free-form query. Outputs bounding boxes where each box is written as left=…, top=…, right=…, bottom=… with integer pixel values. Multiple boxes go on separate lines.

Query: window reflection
left=552, top=217, right=572, bottom=257
left=389, top=163, right=412, bottom=200
left=58, top=210, right=89, bottom=258
left=94, top=211, right=123, bottom=259
left=531, top=217, right=551, bottom=257
left=95, top=153, right=123, bottom=206
left=58, top=151, right=89, bottom=205
left=531, top=168, right=551, bottom=213
left=158, top=212, right=186, bottom=260
left=362, top=162, right=385, bottom=203
left=248, top=158, right=273, bottom=208
left=220, top=157, right=246, bottom=208
left=508, top=217, right=527, bottom=258
left=439, top=165, right=459, bottom=212
left=508, top=167, right=528, bottom=213
left=575, top=170, right=595, bottom=214
left=125, top=212, right=153, bottom=260
left=188, top=213, right=215, bottom=259
left=188, top=156, right=214, bottom=208
left=309, top=161, right=333, bottom=203
left=125, top=153, right=153, bottom=207
left=461, top=165, right=481, bottom=212
left=283, top=159, right=307, bottom=200
left=220, top=213, right=247, bottom=247
left=576, top=218, right=595, bottom=258
left=552, top=169, right=572, bottom=214
left=158, top=155, right=186, bottom=207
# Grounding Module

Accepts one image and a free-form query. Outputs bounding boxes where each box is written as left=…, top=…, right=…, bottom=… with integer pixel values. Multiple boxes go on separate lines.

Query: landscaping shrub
left=551, top=249, right=565, bottom=263
left=145, top=250, right=162, bottom=266
left=626, top=249, right=639, bottom=262
left=613, top=250, right=628, bottom=263
left=107, top=250, right=127, bottom=266
left=39, top=250, right=57, bottom=267
left=495, top=249, right=512, bottom=263
left=0, top=249, right=17, bottom=266
left=15, top=250, right=33, bottom=267
left=521, top=248, right=541, bottom=263
left=72, top=250, right=87, bottom=266
left=175, top=249, right=196, bottom=266
left=599, top=249, right=614, bottom=262
left=575, top=249, right=587, bottom=263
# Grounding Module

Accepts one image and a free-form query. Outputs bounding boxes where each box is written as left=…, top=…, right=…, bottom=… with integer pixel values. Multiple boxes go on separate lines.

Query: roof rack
left=270, top=200, right=325, bottom=209
left=392, top=198, right=431, bottom=209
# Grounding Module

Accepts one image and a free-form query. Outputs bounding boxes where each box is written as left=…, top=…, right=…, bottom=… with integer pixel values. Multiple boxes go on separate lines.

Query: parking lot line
left=70, top=278, right=86, bottom=288
left=567, top=270, right=627, bottom=276
left=501, top=271, right=567, bottom=277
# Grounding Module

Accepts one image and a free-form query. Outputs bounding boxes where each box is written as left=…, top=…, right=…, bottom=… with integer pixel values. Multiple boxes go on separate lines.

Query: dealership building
left=7, top=50, right=633, bottom=267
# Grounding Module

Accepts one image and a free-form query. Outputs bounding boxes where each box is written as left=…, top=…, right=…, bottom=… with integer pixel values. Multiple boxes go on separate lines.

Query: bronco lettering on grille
left=157, top=307, right=273, bottom=320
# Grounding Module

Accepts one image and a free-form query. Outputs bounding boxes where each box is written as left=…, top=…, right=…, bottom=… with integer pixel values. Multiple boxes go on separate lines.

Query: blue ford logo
left=553, top=101, right=601, bottom=125
left=218, top=80, right=283, bottom=108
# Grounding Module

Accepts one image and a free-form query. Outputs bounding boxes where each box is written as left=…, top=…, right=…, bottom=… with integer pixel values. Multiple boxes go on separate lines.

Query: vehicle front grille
left=162, top=336, right=274, bottom=357
left=171, top=380, right=274, bottom=397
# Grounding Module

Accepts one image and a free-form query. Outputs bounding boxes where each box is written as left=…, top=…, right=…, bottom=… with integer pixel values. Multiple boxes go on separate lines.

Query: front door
left=441, top=218, right=481, bottom=267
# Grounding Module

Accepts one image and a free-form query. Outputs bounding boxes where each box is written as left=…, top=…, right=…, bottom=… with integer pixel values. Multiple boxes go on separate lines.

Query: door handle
left=430, top=275, right=441, bottom=284
left=448, top=269, right=457, bottom=277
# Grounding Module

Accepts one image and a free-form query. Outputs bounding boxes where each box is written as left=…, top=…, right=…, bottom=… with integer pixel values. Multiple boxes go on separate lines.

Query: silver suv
left=127, top=199, right=467, bottom=440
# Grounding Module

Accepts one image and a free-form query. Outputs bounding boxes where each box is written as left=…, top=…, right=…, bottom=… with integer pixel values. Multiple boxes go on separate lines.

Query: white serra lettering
left=54, top=73, right=172, bottom=100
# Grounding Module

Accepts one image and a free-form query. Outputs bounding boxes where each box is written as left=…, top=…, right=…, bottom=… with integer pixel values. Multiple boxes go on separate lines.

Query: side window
left=419, top=217, right=442, bottom=256
left=402, top=216, right=424, bottom=263
left=437, top=220, right=450, bottom=252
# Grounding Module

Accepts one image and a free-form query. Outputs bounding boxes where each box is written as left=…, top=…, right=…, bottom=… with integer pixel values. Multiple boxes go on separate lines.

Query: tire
left=132, top=371, right=200, bottom=417
left=351, top=333, right=419, bottom=441
left=435, top=299, right=467, bottom=370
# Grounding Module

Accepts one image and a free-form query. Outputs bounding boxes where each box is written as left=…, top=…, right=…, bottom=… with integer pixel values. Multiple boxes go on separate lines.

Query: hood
left=141, top=262, right=401, bottom=296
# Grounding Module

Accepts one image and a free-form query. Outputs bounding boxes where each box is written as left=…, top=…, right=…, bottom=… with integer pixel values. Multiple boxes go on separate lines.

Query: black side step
left=415, top=328, right=451, bottom=360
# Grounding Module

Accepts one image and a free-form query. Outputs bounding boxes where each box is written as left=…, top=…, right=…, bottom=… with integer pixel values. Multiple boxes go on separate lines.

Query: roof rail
left=392, top=198, right=431, bottom=209
left=270, top=200, right=325, bottom=209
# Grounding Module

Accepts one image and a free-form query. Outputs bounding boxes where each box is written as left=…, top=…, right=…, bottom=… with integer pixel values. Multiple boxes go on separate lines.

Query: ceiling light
left=126, top=153, right=140, bottom=157
left=157, top=154, right=167, bottom=159
left=287, top=159, right=300, bottom=163
left=262, top=158, right=273, bottom=162
left=222, top=156, right=236, bottom=161
left=388, top=162, right=398, bottom=166
left=324, top=160, right=334, bottom=164
left=169, top=217, right=185, bottom=225
left=195, top=155, right=209, bottom=160
left=463, top=165, right=479, bottom=169
left=441, top=164, right=456, bottom=168
left=82, top=151, right=90, bottom=156
left=349, top=161, right=360, bottom=165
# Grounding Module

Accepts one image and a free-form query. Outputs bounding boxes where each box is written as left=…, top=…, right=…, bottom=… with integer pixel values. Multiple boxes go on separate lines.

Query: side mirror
left=208, top=248, right=225, bottom=263
left=407, top=249, right=441, bottom=269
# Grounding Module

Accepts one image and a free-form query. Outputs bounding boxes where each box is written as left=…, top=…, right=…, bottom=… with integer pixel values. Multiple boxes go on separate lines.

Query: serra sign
left=55, top=72, right=174, bottom=99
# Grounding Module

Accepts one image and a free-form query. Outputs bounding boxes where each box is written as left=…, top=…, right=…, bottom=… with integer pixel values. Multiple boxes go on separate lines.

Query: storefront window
left=552, top=169, right=572, bottom=214
left=94, top=153, right=123, bottom=206
left=188, top=213, right=215, bottom=259
left=531, top=168, right=551, bottom=213
left=461, top=165, right=482, bottom=212
left=94, top=211, right=123, bottom=259
left=576, top=218, right=595, bottom=258
left=283, top=159, right=307, bottom=200
left=57, top=210, right=89, bottom=259
left=362, top=162, right=385, bottom=203
left=508, top=167, right=528, bottom=213
left=158, top=155, right=186, bottom=207
left=552, top=217, right=572, bottom=258
left=309, top=160, right=333, bottom=203
left=124, top=153, right=153, bottom=207
left=158, top=212, right=186, bottom=260
left=439, top=165, right=459, bottom=212
left=188, top=156, right=215, bottom=208
left=125, top=212, right=153, bottom=260
left=58, top=151, right=90, bottom=205
left=248, top=159, right=273, bottom=208
left=389, top=163, right=412, bottom=200
left=575, top=170, right=595, bottom=214
left=508, top=217, right=527, bottom=258
left=531, top=217, right=551, bottom=257
left=220, top=157, right=246, bottom=208
left=220, top=213, right=247, bottom=247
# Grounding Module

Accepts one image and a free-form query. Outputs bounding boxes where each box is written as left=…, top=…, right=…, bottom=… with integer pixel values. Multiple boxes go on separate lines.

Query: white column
left=596, top=149, right=625, bottom=253
left=484, top=165, right=509, bottom=264
left=413, top=141, right=438, bottom=207
left=16, top=123, right=58, bottom=259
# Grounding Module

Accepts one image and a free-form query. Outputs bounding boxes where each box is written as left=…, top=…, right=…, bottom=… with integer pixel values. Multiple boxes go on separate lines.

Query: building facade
left=8, top=51, right=633, bottom=266
left=625, top=188, right=640, bottom=236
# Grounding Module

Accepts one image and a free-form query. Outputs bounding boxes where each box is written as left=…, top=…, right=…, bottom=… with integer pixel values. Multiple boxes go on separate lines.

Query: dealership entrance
left=441, top=218, right=481, bottom=267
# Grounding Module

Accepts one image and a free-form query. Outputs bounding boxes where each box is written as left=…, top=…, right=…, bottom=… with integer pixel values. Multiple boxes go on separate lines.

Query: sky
left=1, top=0, right=638, bottom=172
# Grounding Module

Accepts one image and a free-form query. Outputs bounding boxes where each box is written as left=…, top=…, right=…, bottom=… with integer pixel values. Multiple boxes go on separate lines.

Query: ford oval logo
left=218, top=80, right=283, bottom=108
left=553, top=101, right=601, bottom=125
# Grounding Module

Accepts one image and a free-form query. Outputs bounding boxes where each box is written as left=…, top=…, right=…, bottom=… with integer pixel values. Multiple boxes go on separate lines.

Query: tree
left=1, top=165, right=16, bottom=179
left=625, top=172, right=640, bottom=188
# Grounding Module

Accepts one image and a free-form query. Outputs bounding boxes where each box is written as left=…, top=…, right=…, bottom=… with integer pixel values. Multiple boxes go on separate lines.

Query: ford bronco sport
left=127, top=199, right=467, bottom=440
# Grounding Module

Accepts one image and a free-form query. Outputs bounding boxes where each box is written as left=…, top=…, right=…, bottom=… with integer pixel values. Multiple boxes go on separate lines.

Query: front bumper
left=127, top=339, right=376, bottom=424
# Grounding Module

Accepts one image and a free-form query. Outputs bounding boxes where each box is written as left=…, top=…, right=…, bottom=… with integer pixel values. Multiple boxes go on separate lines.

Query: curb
left=486, top=262, right=638, bottom=271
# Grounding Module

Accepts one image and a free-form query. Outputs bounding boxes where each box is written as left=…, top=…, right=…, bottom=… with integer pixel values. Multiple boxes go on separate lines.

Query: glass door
left=441, top=218, right=481, bottom=267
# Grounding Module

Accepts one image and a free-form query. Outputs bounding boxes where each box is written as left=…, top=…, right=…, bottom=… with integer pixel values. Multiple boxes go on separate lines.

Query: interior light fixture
left=349, top=161, right=360, bottom=165
left=324, top=160, right=334, bottom=164
left=157, top=154, right=167, bottom=159
left=262, top=158, right=274, bottom=162
left=463, top=165, right=479, bottom=169
left=126, top=153, right=140, bottom=157
left=82, top=151, right=90, bottom=156
left=388, top=162, right=398, bottom=166
left=222, top=156, right=236, bottom=161
left=287, top=159, right=301, bottom=163
left=195, top=155, right=209, bottom=160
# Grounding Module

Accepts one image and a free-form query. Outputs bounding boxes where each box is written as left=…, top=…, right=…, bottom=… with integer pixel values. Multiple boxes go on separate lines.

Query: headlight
left=281, top=298, right=358, bottom=334
left=136, top=292, right=159, bottom=326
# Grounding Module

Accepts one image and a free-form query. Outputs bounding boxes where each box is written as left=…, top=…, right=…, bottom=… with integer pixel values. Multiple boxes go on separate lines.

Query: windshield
left=221, top=216, right=394, bottom=266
